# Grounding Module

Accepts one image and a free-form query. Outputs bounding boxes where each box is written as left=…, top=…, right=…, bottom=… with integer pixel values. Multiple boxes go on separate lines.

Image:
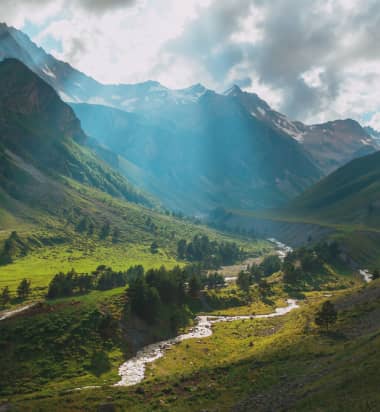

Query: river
left=114, top=299, right=299, bottom=387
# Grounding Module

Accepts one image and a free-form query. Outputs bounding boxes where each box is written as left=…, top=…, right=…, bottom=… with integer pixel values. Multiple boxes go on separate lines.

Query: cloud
left=157, top=0, right=380, bottom=123
left=2, top=0, right=380, bottom=124
left=74, top=0, right=138, bottom=14
left=368, top=113, right=380, bottom=131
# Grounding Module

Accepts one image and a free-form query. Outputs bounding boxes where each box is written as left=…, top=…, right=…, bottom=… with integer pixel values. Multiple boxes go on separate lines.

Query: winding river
left=114, top=299, right=299, bottom=387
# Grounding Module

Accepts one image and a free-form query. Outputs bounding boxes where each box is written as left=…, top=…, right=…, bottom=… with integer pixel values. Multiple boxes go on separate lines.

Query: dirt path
left=0, top=303, right=37, bottom=321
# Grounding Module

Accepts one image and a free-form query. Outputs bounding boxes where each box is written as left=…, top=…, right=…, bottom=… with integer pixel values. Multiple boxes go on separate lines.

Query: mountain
left=0, top=22, right=207, bottom=111
left=0, top=58, right=152, bottom=210
left=1, top=23, right=377, bottom=215
left=226, top=87, right=379, bottom=173
left=290, top=149, right=380, bottom=228
left=365, top=126, right=380, bottom=146
left=72, top=88, right=322, bottom=213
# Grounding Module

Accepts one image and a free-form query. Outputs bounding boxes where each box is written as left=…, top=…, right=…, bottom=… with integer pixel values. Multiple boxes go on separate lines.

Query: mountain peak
left=224, top=84, right=243, bottom=96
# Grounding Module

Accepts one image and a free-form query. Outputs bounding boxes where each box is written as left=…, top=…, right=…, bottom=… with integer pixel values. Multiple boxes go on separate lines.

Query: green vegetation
left=128, top=266, right=193, bottom=326
left=5, top=274, right=380, bottom=411
left=177, top=234, right=242, bottom=268
left=291, top=150, right=380, bottom=229
left=315, top=300, right=338, bottom=331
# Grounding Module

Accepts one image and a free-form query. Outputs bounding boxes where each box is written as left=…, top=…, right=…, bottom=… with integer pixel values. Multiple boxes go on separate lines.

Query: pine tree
left=372, top=269, right=380, bottom=280
left=17, top=279, right=31, bottom=300
left=315, top=300, right=337, bottom=331
left=0, top=286, right=11, bottom=305
left=188, top=275, right=201, bottom=298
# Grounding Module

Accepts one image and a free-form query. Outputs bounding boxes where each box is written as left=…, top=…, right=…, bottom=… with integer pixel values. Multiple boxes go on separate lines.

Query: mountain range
left=1, top=22, right=379, bottom=215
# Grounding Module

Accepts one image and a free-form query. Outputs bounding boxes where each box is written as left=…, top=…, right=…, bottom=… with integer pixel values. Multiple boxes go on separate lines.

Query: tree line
left=126, top=264, right=224, bottom=326
left=177, top=234, right=243, bottom=269
left=0, top=278, right=31, bottom=306
left=46, top=265, right=132, bottom=299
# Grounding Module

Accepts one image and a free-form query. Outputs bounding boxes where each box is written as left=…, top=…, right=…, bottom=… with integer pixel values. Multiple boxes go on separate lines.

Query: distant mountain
left=2, top=22, right=378, bottom=214
left=0, top=22, right=207, bottom=111
left=225, top=87, right=379, bottom=173
left=72, top=89, right=322, bottom=213
left=365, top=126, right=380, bottom=146
left=0, top=58, right=153, bottom=213
left=290, top=150, right=380, bottom=228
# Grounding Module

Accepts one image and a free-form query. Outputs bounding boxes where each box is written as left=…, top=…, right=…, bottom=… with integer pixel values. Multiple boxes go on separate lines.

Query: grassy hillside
left=0, top=177, right=269, bottom=295
left=290, top=150, right=380, bottom=228
left=1, top=252, right=377, bottom=411
left=216, top=150, right=380, bottom=269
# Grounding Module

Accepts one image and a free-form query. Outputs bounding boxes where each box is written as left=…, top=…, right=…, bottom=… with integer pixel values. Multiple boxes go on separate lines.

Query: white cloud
left=368, top=113, right=380, bottom=131
left=32, top=0, right=210, bottom=87
left=2, top=0, right=380, bottom=125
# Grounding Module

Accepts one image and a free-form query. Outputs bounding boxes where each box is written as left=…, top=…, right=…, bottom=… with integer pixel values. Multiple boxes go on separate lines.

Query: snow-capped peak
left=223, top=84, right=243, bottom=97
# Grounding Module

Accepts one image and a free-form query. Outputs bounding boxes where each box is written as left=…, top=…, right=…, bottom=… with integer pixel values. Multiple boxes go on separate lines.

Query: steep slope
left=0, top=58, right=152, bottom=208
left=72, top=90, right=322, bottom=213
left=365, top=126, right=380, bottom=146
left=290, top=150, right=380, bottom=228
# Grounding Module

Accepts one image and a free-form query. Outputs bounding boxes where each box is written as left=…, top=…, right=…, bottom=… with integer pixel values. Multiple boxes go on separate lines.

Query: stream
left=359, top=269, right=373, bottom=283
left=114, top=299, right=299, bottom=387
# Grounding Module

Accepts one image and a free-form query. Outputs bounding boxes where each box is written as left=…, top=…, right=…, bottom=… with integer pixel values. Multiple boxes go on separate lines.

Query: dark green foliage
left=0, top=231, right=29, bottom=265
left=112, top=228, right=121, bottom=243
left=47, top=267, right=126, bottom=298
left=0, top=286, right=11, bottom=306
left=315, top=300, right=338, bottom=330
left=250, top=264, right=264, bottom=282
left=282, top=262, right=303, bottom=284
left=258, top=279, right=271, bottom=298
left=95, top=267, right=126, bottom=291
left=47, top=270, right=94, bottom=298
left=17, top=278, right=31, bottom=300
left=177, top=239, right=187, bottom=259
left=150, top=241, right=159, bottom=254
left=260, top=255, right=282, bottom=276
left=188, top=275, right=202, bottom=298
left=127, top=265, right=197, bottom=325
left=99, top=222, right=111, bottom=240
left=125, top=265, right=144, bottom=282
left=127, top=276, right=162, bottom=324
left=237, top=271, right=251, bottom=293
left=205, top=272, right=226, bottom=289
left=89, top=351, right=111, bottom=377
left=177, top=235, right=242, bottom=268
left=282, top=242, right=338, bottom=285
left=373, top=269, right=380, bottom=280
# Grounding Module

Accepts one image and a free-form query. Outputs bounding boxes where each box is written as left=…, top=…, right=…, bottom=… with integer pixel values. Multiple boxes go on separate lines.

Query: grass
left=1, top=257, right=374, bottom=411
left=0, top=241, right=179, bottom=294
left=0, top=175, right=271, bottom=297
left=9, top=280, right=380, bottom=412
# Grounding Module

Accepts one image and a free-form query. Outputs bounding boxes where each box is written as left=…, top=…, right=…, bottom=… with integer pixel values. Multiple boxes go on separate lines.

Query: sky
left=1, top=0, right=380, bottom=128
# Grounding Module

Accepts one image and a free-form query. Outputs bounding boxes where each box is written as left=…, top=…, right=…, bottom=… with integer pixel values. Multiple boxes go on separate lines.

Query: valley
left=0, top=12, right=380, bottom=412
